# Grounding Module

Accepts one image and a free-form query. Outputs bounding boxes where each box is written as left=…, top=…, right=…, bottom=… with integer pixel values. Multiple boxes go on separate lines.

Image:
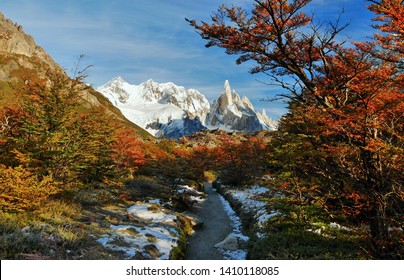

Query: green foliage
left=0, top=204, right=99, bottom=259
left=249, top=221, right=366, bottom=260
left=169, top=230, right=187, bottom=260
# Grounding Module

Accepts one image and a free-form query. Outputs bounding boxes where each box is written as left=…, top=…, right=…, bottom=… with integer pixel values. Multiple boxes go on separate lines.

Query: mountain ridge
left=97, top=77, right=278, bottom=138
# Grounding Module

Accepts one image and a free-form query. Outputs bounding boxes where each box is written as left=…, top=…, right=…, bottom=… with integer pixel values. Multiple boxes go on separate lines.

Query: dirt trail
left=185, top=183, right=232, bottom=260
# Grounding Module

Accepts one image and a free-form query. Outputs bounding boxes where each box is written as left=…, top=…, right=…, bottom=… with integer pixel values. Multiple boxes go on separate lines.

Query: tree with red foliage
left=112, top=129, right=146, bottom=179
left=213, top=135, right=269, bottom=187
left=368, top=0, right=404, bottom=63
left=189, top=0, right=403, bottom=258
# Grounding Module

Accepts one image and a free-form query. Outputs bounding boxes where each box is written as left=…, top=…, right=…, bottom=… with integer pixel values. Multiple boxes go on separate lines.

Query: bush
left=0, top=165, right=59, bottom=212
left=249, top=221, right=366, bottom=260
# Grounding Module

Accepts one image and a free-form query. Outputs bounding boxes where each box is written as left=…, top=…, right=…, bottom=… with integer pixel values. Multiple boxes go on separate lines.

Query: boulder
left=214, top=233, right=247, bottom=251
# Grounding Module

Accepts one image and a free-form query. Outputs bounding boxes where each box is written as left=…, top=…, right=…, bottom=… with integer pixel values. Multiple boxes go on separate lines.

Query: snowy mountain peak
left=112, top=76, right=125, bottom=83
left=206, top=80, right=277, bottom=132
left=103, top=76, right=127, bottom=88
left=98, top=76, right=132, bottom=105
left=257, top=109, right=278, bottom=131
left=223, top=80, right=233, bottom=107
left=97, top=78, right=210, bottom=138
left=242, top=96, right=254, bottom=111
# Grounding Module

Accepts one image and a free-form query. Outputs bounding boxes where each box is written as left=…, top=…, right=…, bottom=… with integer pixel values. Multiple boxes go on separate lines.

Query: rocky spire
left=242, top=95, right=254, bottom=111
left=220, top=80, right=233, bottom=111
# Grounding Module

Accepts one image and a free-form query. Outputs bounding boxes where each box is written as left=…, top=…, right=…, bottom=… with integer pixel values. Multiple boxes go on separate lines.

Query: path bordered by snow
left=216, top=192, right=249, bottom=260
left=226, top=186, right=280, bottom=228
left=218, top=185, right=281, bottom=250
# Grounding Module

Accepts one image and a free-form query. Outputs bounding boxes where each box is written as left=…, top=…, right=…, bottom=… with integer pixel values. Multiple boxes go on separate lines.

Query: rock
left=206, top=80, right=278, bottom=131
left=214, top=233, right=247, bottom=251
left=0, top=12, right=61, bottom=71
left=181, top=211, right=204, bottom=229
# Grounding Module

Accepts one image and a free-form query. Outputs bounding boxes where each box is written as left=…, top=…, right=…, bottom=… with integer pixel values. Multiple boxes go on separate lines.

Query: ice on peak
left=106, top=76, right=127, bottom=87
left=144, top=78, right=157, bottom=85
left=113, top=76, right=125, bottom=82
left=97, top=76, right=133, bottom=105
left=224, top=80, right=231, bottom=91
left=223, top=80, right=233, bottom=106
left=206, top=80, right=278, bottom=132
left=142, top=79, right=159, bottom=90
left=242, top=96, right=254, bottom=110
left=257, top=109, right=278, bottom=130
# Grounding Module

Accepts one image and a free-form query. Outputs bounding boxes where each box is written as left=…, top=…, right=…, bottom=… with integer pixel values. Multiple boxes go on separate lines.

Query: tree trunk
left=368, top=200, right=389, bottom=258
left=361, top=148, right=391, bottom=258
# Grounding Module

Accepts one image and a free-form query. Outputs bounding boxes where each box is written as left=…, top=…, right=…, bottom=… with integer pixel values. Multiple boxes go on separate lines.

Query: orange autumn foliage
left=112, top=129, right=146, bottom=177
left=0, top=165, right=59, bottom=212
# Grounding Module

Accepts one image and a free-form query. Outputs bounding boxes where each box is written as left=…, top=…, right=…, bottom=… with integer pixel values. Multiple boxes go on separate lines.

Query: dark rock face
left=148, top=117, right=206, bottom=139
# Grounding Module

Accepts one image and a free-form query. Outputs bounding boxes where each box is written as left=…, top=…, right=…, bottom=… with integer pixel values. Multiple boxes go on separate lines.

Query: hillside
left=0, top=12, right=150, bottom=139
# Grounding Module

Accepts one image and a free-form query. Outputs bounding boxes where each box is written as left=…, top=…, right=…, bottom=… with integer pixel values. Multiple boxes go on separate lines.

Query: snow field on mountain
left=97, top=77, right=278, bottom=138
left=119, top=102, right=185, bottom=136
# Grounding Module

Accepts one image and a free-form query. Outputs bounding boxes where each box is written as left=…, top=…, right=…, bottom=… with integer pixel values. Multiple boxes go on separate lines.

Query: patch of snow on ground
left=97, top=224, right=179, bottom=259
left=226, top=186, right=280, bottom=228
left=127, top=203, right=176, bottom=224
left=96, top=203, right=179, bottom=259
left=217, top=194, right=249, bottom=260
left=177, top=185, right=204, bottom=195
left=177, top=185, right=206, bottom=204
left=147, top=199, right=161, bottom=205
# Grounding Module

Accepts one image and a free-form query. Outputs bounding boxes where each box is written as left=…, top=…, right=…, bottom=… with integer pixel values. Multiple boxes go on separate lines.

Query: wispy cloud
left=1, top=0, right=376, bottom=120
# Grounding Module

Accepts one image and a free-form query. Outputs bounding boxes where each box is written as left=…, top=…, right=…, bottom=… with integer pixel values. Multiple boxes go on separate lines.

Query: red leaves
left=190, top=0, right=404, bottom=256
left=368, top=0, right=404, bottom=61
left=211, top=135, right=269, bottom=186
left=112, top=129, right=146, bottom=174
left=189, top=0, right=315, bottom=82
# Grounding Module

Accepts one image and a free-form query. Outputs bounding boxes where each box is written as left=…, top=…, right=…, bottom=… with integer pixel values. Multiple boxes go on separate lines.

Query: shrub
left=0, top=165, right=59, bottom=212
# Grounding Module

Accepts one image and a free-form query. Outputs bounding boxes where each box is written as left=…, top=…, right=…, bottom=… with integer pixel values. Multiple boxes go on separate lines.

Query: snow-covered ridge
left=97, top=77, right=209, bottom=138
left=206, top=80, right=278, bottom=131
left=97, top=77, right=277, bottom=138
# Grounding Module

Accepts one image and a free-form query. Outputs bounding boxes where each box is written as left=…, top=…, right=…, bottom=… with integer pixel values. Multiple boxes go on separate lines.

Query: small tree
left=213, top=135, right=269, bottom=187
left=0, top=164, right=59, bottom=212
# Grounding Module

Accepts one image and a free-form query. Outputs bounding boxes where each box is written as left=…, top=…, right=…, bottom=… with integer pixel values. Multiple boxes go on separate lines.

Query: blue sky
left=1, top=0, right=375, bottom=120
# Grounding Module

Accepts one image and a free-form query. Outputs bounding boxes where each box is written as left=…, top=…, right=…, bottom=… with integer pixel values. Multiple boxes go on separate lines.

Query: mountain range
left=97, top=77, right=278, bottom=138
